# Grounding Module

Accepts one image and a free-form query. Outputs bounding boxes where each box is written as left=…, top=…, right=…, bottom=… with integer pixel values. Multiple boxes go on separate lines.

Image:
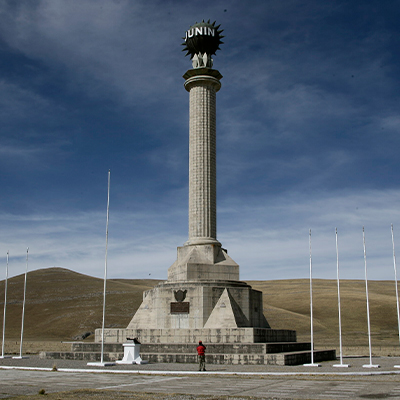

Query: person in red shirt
left=196, top=340, right=206, bottom=371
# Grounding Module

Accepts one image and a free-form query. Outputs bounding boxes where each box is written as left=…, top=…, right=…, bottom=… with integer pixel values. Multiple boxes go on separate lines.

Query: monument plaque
left=170, top=302, right=190, bottom=314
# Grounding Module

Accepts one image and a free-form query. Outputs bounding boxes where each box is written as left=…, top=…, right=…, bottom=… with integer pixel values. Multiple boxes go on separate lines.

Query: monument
left=98, top=21, right=274, bottom=344
left=52, top=21, right=335, bottom=364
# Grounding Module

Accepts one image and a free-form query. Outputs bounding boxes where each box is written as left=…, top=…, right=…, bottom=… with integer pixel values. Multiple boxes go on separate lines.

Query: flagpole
left=304, top=229, right=320, bottom=367
left=0, top=251, right=11, bottom=359
left=362, top=227, right=379, bottom=368
left=391, top=224, right=400, bottom=369
left=13, top=248, right=29, bottom=359
left=333, top=228, right=349, bottom=367
left=87, top=170, right=115, bottom=366
left=101, top=169, right=111, bottom=363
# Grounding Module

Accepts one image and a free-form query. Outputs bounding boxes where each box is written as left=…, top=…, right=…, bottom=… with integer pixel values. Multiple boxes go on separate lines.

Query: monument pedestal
left=168, top=244, right=239, bottom=282
left=125, top=243, right=269, bottom=336
left=87, top=243, right=335, bottom=364
left=116, top=342, right=148, bottom=365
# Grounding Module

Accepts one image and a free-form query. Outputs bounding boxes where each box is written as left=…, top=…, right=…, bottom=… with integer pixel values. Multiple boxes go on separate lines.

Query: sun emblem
left=182, top=20, right=224, bottom=60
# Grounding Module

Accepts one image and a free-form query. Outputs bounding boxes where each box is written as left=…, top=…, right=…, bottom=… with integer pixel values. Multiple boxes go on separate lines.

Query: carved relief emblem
left=174, top=289, right=187, bottom=302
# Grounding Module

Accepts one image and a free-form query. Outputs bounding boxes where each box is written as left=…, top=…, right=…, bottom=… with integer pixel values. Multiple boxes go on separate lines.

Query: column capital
left=183, top=68, right=222, bottom=92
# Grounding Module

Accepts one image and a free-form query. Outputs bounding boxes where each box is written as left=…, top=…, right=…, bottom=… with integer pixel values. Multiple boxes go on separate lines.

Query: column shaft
left=184, top=72, right=221, bottom=245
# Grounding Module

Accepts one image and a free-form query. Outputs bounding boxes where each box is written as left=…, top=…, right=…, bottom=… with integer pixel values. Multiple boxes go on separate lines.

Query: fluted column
left=183, top=68, right=222, bottom=246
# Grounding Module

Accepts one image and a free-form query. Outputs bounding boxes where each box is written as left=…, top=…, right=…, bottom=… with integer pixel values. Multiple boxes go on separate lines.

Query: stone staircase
left=40, top=341, right=336, bottom=366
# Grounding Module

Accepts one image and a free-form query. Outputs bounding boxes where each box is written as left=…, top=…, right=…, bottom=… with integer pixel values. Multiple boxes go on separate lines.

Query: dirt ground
left=5, top=389, right=258, bottom=400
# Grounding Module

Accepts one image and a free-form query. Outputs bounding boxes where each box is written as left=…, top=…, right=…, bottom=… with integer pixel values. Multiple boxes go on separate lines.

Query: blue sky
left=1, top=0, right=400, bottom=281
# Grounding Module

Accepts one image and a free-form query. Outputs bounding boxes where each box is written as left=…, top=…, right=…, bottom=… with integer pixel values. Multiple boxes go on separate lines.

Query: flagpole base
left=362, top=363, right=380, bottom=368
left=12, top=356, right=29, bottom=359
left=0, top=355, right=11, bottom=359
left=87, top=361, right=116, bottom=367
left=333, top=363, right=350, bottom=367
left=303, top=363, right=321, bottom=367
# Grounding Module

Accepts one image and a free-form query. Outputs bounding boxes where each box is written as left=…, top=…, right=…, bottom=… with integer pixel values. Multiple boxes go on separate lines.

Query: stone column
left=183, top=68, right=222, bottom=246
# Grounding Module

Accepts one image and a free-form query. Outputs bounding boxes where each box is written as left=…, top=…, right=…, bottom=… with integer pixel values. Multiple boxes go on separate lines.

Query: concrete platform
left=39, top=341, right=336, bottom=366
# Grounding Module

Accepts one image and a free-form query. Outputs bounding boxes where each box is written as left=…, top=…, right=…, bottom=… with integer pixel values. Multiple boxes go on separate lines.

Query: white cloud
left=381, top=115, right=400, bottom=133
left=1, top=188, right=399, bottom=283
left=0, top=0, right=190, bottom=103
left=218, top=188, right=400, bottom=281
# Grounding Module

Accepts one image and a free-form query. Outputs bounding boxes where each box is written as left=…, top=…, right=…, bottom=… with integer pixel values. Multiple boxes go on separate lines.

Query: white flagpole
left=362, top=227, right=379, bottom=368
left=87, top=170, right=115, bottom=367
left=304, top=229, right=320, bottom=367
left=101, top=169, right=111, bottom=363
left=0, top=251, right=11, bottom=359
left=13, top=247, right=29, bottom=359
left=333, top=228, right=349, bottom=367
left=391, top=224, right=400, bottom=369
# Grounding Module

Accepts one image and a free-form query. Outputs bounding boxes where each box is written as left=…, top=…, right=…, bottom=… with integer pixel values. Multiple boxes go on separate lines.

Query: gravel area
left=1, top=354, right=400, bottom=374
left=2, top=356, right=400, bottom=400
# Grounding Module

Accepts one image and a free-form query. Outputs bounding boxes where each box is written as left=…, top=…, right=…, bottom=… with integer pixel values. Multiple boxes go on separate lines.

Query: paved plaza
left=1, top=356, right=400, bottom=399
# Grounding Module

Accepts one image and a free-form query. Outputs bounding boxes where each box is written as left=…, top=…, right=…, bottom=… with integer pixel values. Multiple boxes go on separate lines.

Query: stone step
left=40, top=349, right=336, bottom=366
left=138, top=342, right=312, bottom=354
left=71, top=341, right=311, bottom=354
left=71, top=343, right=122, bottom=352
left=40, top=351, right=123, bottom=362
left=41, top=340, right=335, bottom=365
left=97, top=327, right=297, bottom=344
left=143, top=349, right=336, bottom=366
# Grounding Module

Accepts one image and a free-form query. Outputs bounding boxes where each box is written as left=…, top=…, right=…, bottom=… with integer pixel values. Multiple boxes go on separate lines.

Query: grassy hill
left=248, top=279, right=400, bottom=347
left=0, top=267, right=161, bottom=341
left=0, top=268, right=399, bottom=350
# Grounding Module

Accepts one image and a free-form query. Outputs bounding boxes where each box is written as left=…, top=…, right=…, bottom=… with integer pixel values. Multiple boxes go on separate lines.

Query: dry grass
left=249, top=279, right=400, bottom=347
left=0, top=267, right=161, bottom=343
left=0, top=267, right=399, bottom=352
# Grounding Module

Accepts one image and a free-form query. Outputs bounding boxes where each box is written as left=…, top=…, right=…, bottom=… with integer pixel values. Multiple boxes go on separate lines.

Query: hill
left=0, top=267, right=161, bottom=341
left=0, top=268, right=399, bottom=350
left=248, top=279, right=400, bottom=347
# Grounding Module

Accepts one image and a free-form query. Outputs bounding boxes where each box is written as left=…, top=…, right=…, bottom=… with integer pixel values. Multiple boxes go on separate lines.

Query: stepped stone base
left=143, top=350, right=336, bottom=366
left=95, top=327, right=295, bottom=344
left=40, top=341, right=336, bottom=366
left=40, top=350, right=122, bottom=362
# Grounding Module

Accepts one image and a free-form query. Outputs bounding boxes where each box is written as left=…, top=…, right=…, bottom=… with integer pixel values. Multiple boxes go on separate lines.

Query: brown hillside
left=0, top=267, right=161, bottom=341
left=0, top=268, right=399, bottom=349
left=249, top=279, right=400, bottom=347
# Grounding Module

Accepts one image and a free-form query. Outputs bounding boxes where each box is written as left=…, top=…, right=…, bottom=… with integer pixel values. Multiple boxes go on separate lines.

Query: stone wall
left=95, top=327, right=296, bottom=344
